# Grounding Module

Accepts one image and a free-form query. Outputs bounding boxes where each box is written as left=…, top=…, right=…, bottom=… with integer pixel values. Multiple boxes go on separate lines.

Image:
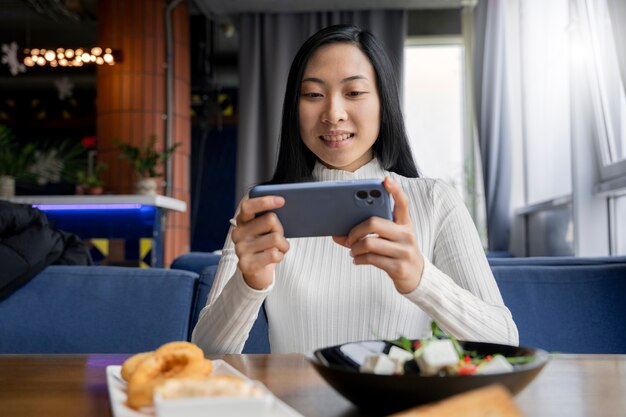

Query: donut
left=125, top=341, right=212, bottom=409
left=154, top=341, right=204, bottom=367
left=121, top=351, right=154, bottom=382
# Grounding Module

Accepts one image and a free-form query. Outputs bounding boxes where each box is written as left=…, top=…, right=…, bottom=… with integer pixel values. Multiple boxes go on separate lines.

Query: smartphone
left=249, top=179, right=393, bottom=238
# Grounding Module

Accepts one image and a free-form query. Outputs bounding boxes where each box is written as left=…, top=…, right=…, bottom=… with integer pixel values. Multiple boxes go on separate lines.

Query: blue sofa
left=491, top=263, right=626, bottom=353
left=171, top=252, right=270, bottom=354
left=0, top=266, right=199, bottom=353
left=488, top=255, right=626, bottom=267
left=172, top=253, right=626, bottom=354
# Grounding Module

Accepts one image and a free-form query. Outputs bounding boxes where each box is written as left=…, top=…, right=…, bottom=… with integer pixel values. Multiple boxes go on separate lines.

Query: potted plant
left=76, top=162, right=107, bottom=195
left=0, top=126, right=35, bottom=199
left=26, top=138, right=86, bottom=192
left=117, top=135, right=179, bottom=195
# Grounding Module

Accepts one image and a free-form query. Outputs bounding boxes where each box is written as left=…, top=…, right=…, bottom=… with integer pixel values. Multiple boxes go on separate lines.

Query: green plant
left=27, top=138, right=87, bottom=185
left=117, top=136, right=180, bottom=180
left=0, top=126, right=35, bottom=179
left=76, top=162, right=107, bottom=188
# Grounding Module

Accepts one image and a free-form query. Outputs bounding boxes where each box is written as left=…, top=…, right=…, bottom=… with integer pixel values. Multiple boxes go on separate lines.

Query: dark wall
left=407, top=9, right=462, bottom=36
left=189, top=15, right=239, bottom=252
left=190, top=122, right=237, bottom=252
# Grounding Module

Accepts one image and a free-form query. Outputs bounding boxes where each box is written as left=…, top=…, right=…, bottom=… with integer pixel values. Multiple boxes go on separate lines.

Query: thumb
left=384, top=176, right=411, bottom=225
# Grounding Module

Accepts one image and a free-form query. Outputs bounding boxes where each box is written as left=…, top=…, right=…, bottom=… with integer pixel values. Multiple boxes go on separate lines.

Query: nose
left=322, top=95, right=348, bottom=124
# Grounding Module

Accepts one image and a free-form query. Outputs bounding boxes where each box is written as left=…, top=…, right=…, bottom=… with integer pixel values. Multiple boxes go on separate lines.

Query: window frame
left=575, top=0, right=626, bottom=192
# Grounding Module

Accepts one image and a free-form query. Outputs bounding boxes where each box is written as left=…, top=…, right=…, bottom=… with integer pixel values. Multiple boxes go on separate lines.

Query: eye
left=347, top=91, right=366, bottom=97
left=301, top=92, right=323, bottom=98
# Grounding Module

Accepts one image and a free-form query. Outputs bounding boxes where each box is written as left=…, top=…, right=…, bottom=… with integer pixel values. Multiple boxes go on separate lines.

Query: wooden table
left=1, top=353, right=624, bottom=417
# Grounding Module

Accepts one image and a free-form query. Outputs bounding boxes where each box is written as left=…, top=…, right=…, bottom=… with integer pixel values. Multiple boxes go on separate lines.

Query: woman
left=192, top=25, right=518, bottom=354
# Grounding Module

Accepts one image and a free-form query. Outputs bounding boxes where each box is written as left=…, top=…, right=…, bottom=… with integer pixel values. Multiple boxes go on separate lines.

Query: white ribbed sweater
left=192, top=159, right=519, bottom=354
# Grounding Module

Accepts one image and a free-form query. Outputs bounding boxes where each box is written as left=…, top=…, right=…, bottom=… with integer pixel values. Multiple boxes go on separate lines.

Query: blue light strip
left=34, top=204, right=143, bottom=210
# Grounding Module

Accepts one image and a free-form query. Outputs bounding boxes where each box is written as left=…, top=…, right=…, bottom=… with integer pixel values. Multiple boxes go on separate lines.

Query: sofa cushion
left=171, top=252, right=221, bottom=274
left=0, top=266, right=198, bottom=354
left=492, top=263, right=626, bottom=353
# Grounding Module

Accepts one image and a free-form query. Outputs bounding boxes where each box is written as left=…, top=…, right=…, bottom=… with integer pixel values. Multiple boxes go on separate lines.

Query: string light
left=22, top=47, right=122, bottom=68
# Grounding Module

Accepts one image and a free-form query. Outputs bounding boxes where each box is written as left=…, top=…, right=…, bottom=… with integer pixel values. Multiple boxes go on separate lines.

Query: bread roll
left=387, top=384, right=525, bottom=417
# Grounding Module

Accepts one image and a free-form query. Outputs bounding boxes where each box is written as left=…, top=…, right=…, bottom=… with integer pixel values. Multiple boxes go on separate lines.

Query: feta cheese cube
left=388, top=346, right=415, bottom=374
left=476, top=355, right=514, bottom=375
left=360, top=354, right=397, bottom=375
left=388, top=346, right=414, bottom=363
left=339, top=341, right=386, bottom=366
left=415, top=339, right=459, bottom=376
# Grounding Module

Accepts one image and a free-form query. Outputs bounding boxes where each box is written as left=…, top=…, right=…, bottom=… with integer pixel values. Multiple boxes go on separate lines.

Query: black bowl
left=310, top=339, right=548, bottom=415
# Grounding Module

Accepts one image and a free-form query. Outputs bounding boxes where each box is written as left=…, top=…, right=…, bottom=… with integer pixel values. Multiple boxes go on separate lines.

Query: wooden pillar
left=97, top=0, right=190, bottom=266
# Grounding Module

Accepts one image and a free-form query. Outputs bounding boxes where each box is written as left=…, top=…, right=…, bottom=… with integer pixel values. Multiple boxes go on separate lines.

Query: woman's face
left=298, top=43, right=381, bottom=172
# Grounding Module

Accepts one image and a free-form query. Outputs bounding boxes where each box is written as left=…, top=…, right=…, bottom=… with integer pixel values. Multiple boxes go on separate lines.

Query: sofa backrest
left=188, top=264, right=270, bottom=354
left=492, top=263, right=626, bottom=353
left=0, top=266, right=199, bottom=354
left=171, top=252, right=221, bottom=274
left=488, top=255, right=626, bottom=267
left=174, top=253, right=626, bottom=354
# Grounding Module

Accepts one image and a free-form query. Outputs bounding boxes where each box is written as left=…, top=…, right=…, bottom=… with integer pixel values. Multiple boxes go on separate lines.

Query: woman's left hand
left=332, top=176, right=424, bottom=294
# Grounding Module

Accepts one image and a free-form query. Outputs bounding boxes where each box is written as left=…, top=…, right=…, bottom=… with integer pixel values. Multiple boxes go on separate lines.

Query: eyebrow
left=301, top=75, right=368, bottom=84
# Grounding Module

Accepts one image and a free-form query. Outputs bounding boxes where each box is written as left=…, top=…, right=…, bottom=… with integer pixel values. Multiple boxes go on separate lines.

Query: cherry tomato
left=457, top=364, right=478, bottom=375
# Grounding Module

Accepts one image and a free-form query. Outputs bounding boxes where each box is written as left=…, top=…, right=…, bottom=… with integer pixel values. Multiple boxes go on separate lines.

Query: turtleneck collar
left=312, top=158, right=388, bottom=181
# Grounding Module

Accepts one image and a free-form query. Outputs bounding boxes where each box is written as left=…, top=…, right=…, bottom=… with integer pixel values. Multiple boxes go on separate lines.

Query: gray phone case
left=249, top=179, right=393, bottom=238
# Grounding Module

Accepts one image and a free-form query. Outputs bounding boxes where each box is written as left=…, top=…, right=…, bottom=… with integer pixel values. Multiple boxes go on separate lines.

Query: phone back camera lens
left=370, top=189, right=381, bottom=198
left=356, top=190, right=368, bottom=199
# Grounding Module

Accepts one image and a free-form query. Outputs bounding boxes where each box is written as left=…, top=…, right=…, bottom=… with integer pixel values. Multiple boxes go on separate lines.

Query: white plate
left=106, top=360, right=305, bottom=417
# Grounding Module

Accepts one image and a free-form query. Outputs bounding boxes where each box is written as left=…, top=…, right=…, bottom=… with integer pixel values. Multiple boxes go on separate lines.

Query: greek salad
left=356, top=322, right=535, bottom=377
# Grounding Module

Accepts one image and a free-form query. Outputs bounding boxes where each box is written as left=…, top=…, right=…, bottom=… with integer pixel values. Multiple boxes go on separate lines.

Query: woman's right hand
left=231, top=196, right=289, bottom=290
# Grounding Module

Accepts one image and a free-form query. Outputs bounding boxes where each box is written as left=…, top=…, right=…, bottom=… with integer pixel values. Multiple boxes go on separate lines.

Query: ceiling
left=191, top=0, right=469, bottom=16
left=0, top=0, right=469, bottom=89
left=0, top=0, right=469, bottom=54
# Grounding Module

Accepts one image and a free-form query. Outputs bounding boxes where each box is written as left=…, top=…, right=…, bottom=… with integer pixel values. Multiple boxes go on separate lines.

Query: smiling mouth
left=319, top=133, right=355, bottom=142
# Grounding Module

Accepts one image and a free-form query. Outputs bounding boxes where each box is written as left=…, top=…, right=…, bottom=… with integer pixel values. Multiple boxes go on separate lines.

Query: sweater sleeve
left=191, top=221, right=273, bottom=354
left=403, top=180, right=519, bottom=346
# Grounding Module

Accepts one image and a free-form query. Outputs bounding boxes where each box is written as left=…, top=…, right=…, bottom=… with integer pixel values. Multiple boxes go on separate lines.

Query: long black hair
left=268, top=24, right=419, bottom=184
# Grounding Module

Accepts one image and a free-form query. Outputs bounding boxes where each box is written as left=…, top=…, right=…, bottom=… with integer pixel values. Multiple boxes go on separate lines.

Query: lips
left=319, top=132, right=355, bottom=142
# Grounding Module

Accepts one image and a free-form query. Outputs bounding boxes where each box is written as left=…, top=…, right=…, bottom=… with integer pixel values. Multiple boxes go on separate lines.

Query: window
left=572, top=0, right=626, bottom=184
left=520, top=0, right=572, bottom=204
left=403, top=42, right=466, bottom=195
left=571, top=0, right=626, bottom=255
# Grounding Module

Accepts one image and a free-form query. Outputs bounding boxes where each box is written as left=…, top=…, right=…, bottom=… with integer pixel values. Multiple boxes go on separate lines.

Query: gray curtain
left=472, top=0, right=512, bottom=252
left=607, top=0, right=626, bottom=96
left=236, top=11, right=406, bottom=202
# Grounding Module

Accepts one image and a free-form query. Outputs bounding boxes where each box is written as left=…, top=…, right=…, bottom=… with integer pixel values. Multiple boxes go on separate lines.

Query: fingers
left=349, top=233, right=415, bottom=260
left=332, top=235, right=349, bottom=247
left=231, top=195, right=289, bottom=289
left=351, top=250, right=422, bottom=294
left=351, top=251, right=410, bottom=279
left=384, top=176, right=411, bottom=225
left=236, top=231, right=290, bottom=258
left=344, top=216, right=410, bottom=249
left=236, top=196, right=285, bottom=224
left=232, top=196, right=285, bottom=243
left=348, top=231, right=423, bottom=294
left=232, top=211, right=284, bottom=243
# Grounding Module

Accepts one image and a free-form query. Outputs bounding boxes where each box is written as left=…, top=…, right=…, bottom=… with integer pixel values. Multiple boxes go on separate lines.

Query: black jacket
left=0, top=201, right=92, bottom=299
